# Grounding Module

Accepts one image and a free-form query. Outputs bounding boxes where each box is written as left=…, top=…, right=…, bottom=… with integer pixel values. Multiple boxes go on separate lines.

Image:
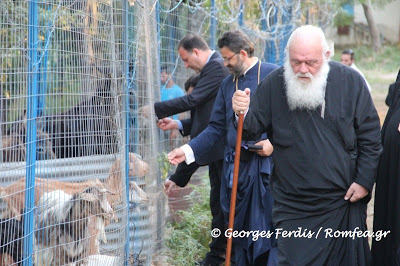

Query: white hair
left=286, top=25, right=330, bottom=56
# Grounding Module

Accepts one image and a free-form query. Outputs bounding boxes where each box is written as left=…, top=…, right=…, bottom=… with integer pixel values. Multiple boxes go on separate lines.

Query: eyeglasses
left=223, top=53, right=238, bottom=62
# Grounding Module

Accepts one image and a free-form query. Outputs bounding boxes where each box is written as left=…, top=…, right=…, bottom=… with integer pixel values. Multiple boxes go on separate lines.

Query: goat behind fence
left=0, top=218, right=24, bottom=265
left=34, top=187, right=114, bottom=265
left=0, top=153, right=150, bottom=264
left=1, top=111, right=56, bottom=163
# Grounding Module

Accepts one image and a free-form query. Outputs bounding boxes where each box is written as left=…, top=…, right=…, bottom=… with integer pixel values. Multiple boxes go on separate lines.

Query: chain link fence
left=0, top=0, right=337, bottom=264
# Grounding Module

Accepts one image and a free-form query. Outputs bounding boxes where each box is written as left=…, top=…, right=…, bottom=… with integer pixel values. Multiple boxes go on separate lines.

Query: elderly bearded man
left=231, top=25, right=382, bottom=265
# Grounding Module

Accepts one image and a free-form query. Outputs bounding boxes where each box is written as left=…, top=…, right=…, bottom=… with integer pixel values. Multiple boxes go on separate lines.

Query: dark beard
left=231, top=59, right=246, bottom=77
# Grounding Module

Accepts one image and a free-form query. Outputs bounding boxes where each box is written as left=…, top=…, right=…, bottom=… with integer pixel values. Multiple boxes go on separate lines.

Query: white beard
left=284, top=57, right=330, bottom=111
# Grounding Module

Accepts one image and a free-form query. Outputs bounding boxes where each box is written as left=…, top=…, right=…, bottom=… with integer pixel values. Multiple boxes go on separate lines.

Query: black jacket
left=154, top=51, right=229, bottom=165
left=385, top=82, right=396, bottom=107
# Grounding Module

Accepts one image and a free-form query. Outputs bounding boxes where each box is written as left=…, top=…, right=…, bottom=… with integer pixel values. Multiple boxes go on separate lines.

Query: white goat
left=0, top=153, right=149, bottom=219
left=68, top=254, right=120, bottom=266
left=34, top=187, right=114, bottom=266
left=0, top=153, right=150, bottom=255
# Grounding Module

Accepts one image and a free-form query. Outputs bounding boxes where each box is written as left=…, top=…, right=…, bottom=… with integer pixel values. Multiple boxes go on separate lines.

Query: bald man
left=232, top=25, right=382, bottom=265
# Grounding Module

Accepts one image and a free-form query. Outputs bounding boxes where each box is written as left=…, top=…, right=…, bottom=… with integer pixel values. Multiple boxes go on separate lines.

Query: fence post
left=210, top=0, right=216, bottom=49
left=239, top=2, right=244, bottom=27
left=262, top=0, right=269, bottom=62
left=123, top=0, right=130, bottom=264
left=23, top=1, right=39, bottom=265
left=282, top=6, right=293, bottom=66
left=156, top=1, right=162, bottom=78
left=266, top=5, right=277, bottom=64
left=38, top=4, right=52, bottom=118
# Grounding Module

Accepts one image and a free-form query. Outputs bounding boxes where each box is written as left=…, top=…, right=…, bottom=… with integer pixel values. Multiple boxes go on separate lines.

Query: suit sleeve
left=353, top=75, right=382, bottom=191
left=154, top=60, right=226, bottom=118
left=179, top=119, right=192, bottom=137
left=169, top=161, right=200, bottom=187
left=189, top=82, right=227, bottom=161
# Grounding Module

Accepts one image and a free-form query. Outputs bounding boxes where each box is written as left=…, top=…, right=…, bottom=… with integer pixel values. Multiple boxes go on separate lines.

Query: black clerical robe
left=241, top=61, right=382, bottom=265
left=372, top=70, right=400, bottom=265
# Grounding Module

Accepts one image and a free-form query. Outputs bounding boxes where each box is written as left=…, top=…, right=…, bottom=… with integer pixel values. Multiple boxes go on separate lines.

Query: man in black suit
left=152, top=34, right=229, bottom=265
left=157, top=75, right=200, bottom=189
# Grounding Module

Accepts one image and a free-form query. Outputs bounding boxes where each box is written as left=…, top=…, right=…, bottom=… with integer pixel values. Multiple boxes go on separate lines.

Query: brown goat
left=0, top=153, right=149, bottom=256
left=0, top=253, right=14, bottom=266
left=1, top=111, right=57, bottom=163
left=1, top=128, right=57, bottom=163
left=0, top=153, right=149, bottom=219
left=34, top=187, right=115, bottom=265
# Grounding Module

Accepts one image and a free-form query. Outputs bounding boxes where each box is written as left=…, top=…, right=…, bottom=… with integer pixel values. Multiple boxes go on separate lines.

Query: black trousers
left=206, top=159, right=226, bottom=265
left=170, top=159, right=226, bottom=265
left=169, top=161, right=200, bottom=187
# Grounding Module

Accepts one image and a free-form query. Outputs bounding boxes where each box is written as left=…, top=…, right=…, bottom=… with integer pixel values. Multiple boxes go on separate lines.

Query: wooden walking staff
left=225, top=86, right=247, bottom=266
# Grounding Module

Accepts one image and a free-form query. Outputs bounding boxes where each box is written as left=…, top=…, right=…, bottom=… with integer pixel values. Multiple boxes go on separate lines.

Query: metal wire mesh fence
left=0, top=0, right=334, bottom=265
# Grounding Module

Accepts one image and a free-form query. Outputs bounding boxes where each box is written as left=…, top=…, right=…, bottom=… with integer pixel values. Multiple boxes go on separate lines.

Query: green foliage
left=333, top=8, right=354, bottom=27
left=333, top=44, right=400, bottom=72
left=358, top=0, right=396, bottom=8
left=158, top=152, right=173, bottom=180
left=164, top=174, right=212, bottom=265
left=244, top=1, right=262, bottom=23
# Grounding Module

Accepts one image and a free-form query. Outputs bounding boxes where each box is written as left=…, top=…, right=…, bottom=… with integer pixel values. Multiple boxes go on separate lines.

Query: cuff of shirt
left=175, top=120, right=183, bottom=130
left=181, top=144, right=195, bottom=165
left=234, top=108, right=249, bottom=122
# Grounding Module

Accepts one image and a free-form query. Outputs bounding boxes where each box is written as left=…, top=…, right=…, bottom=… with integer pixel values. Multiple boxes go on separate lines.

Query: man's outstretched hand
left=168, top=148, right=186, bottom=165
left=164, top=179, right=179, bottom=196
left=158, top=117, right=179, bottom=131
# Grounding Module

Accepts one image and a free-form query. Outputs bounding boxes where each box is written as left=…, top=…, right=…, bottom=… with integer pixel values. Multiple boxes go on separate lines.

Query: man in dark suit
left=157, top=75, right=201, bottom=189
left=153, top=33, right=230, bottom=265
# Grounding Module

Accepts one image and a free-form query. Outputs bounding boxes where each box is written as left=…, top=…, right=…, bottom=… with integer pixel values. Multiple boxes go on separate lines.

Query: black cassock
left=372, top=70, right=400, bottom=265
left=241, top=61, right=382, bottom=265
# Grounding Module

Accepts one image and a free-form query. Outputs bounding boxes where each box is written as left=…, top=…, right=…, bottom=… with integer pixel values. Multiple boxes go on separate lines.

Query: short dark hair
left=342, top=49, right=354, bottom=60
left=160, top=65, right=171, bottom=74
left=178, top=34, right=209, bottom=53
left=217, top=30, right=254, bottom=57
left=184, top=74, right=200, bottom=92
